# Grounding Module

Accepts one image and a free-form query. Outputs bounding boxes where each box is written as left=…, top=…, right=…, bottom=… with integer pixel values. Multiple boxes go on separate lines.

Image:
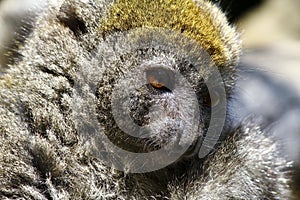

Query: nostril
left=129, top=92, right=152, bottom=127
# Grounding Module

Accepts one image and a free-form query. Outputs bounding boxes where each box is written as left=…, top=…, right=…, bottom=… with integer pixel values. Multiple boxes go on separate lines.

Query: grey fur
left=0, top=0, right=292, bottom=199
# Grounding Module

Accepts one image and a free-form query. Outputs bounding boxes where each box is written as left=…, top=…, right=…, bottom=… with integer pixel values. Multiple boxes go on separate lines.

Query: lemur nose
left=128, top=90, right=152, bottom=127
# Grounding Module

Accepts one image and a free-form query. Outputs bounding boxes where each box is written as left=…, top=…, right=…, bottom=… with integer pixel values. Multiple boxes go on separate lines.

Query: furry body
left=0, top=0, right=292, bottom=199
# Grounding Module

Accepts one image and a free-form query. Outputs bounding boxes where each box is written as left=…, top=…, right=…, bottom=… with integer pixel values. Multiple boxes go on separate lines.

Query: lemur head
left=87, top=0, right=241, bottom=166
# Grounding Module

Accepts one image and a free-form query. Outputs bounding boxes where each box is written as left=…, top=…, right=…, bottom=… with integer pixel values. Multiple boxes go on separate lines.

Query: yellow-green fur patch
left=101, top=0, right=231, bottom=66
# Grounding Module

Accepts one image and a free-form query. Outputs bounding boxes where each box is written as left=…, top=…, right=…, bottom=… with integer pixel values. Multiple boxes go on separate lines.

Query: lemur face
left=69, top=0, right=240, bottom=171
left=95, top=28, right=231, bottom=162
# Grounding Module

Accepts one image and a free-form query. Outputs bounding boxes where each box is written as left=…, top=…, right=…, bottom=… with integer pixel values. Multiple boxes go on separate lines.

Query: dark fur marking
left=57, top=4, right=88, bottom=37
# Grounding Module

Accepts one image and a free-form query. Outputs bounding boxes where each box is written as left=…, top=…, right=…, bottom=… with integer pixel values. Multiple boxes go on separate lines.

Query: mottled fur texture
left=0, top=0, right=292, bottom=199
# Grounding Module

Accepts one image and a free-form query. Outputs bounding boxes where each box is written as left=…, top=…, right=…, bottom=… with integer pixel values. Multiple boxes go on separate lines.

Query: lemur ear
left=57, top=3, right=88, bottom=37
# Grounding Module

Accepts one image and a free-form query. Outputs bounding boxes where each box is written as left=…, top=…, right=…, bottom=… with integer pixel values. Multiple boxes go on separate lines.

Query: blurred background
left=0, top=0, right=300, bottom=198
left=221, top=1, right=300, bottom=198
left=223, top=1, right=300, bottom=198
